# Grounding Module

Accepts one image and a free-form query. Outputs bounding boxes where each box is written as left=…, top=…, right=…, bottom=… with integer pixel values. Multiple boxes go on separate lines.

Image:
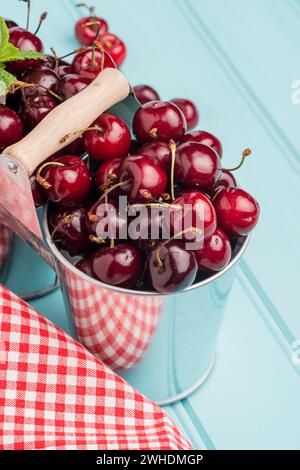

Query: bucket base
left=157, top=354, right=216, bottom=407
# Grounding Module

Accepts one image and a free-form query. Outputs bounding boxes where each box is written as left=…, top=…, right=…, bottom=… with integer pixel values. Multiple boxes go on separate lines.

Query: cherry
left=50, top=206, right=92, bottom=256
left=22, top=93, right=57, bottom=130
left=149, top=240, right=197, bottom=293
left=86, top=199, right=128, bottom=245
left=22, top=67, right=61, bottom=98
left=133, top=85, right=160, bottom=105
left=100, top=33, right=126, bottom=67
left=36, top=156, right=91, bottom=207
left=171, top=98, right=199, bottom=130
left=174, top=142, right=222, bottom=191
left=0, top=105, right=24, bottom=150
left=181, top=130, right=223, bottom=158
left=95, top=158, right=122, bottom=190
left=5, top=19, right=18, bottom=29
left=76, top=258, right=94, bottom=277
left=58, top=138, right=85, bottom=157
left=214, top=187, right=260, bottom=237
left=118, top=155, right=168, bottom=203
left=83, top=113, right=131, bottom=162
left=168, top=191, right=217, bottom=243
left=194, top=228, right=232, bottom=272
left=71, top=46, right=115, bottom=82
left=133, top=100, right=187, bottom=143
left=129, top=205, right=169, bottom=254
left=7, top=27, right=44, bottom=75
left=30, top=174, right=47, bottom=208
left=212, top=170, right=237, bottom=197
left=92, top=244, right=142, bottom=289
left=75, top=2, right=108, bottom=46
left=139, top=141, right=172, bottom=172
left=56, top=64, right=72, bottom=78
left=60, top=73, right=89, bottom=100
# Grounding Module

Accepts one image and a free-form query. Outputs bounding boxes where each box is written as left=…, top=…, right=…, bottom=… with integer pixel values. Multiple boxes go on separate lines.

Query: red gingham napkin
left=0, top=284, right=192, bottom=450
left=0, top=225, right=11, bottom=266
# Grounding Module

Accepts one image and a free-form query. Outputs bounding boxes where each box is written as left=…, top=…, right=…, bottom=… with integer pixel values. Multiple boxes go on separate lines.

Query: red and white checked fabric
left=0, top=284, right=191, bottom=450
left=0, top=224, right=11, bottom=266
left=64, top=267, right=163, bottom=370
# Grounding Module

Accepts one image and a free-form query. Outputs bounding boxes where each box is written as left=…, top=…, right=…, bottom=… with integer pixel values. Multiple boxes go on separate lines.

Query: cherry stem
left=169, top=140, right=177, bottom=201
left=25, top=0, right=31, bottom=31
left=223, top=148, right=252, bottom=172
left=33, top=11, right=48, bottom=36
left=58, top=47, right=85, bottom=61
left=36, top=161, right=64, bottom=189
left=85, top=20, right=102, bottom=41
left=50, top=47, right=59, bottom=72
left=51, top=215, right=74, bottom=240
left=97, top=179, right=130, bottom=204
left=9, top=81, right=63, bottom=102
left=129, top=202, right=181, bottom=210
left=155, top=227, right=201, bottom=268
left=76, top=2, right=95, bottom=16
left=60, top=125, right=105, bottom=144
left=89, top=235, right=105, bottom=245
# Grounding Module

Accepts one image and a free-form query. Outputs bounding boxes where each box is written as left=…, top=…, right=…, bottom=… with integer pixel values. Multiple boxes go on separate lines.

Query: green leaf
left=0, top=67, right=17, bottom=96
left=17, top=50, right=45, bottom=60
left=0, top=17, right=9, bottom=52
left=0, top=42, right=22, bottom=62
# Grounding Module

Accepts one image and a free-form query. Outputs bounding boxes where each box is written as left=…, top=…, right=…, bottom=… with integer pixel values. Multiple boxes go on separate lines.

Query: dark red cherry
left=149, top=240, right=197, bottom=293
left=133, top=85, right=160, bottom=105
left=83, top=113, right=131, bottom=162
left=174, top=142, right=222, bottom=191
left=133, top=100, right=187, bottom=143
left=169, top=191, right=217, bottom=243
left=30, top=174, right=47, bottom=208
left=95, top=158, right=122, bottom=189
left=101, top=33, right=126, bottom=67
left=71, top=47, right=115, bottom=82
left=7, top=27, right=44, bottom=74
left=171, top=98, right=199, bottom=130
left=86, top=199, right=128, bottom=244
left=22, top=67, right=61, bottom=97
left=58, top=137, right=85, bottom=157
left=0, top=105, right=24, bottom=150
left=214, top=187, right=260, bottom=237
left=181, top=130, right=223, bottom=158
left=92, top=244, right=142, bottom=289
left=118, top=155, right=168, bottom=203
left=56, top=64, right=72, bottom=78
left=5, top=19, right=18, bottom=29
left=194, top=228, right=232, bottom=272
left=22, top=94, right=57, bottom=130
left=212, top=170, right=237, bottom=197
left=139, top=141, right=171, bottom=172
left=129, top=206, right=169, bottom=254
left=50, top=206, right=92, bottom=256
left=76, top=258, right=94, bottom=278
left=75, top=16, right=108, bottom=46
left=37, top=156, right=91, bottom=207
left=60, top=74, right=90, bottom=100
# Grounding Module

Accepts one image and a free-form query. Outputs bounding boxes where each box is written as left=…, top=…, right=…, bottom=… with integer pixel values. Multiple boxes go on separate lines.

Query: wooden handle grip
left=4, top=68, right=130, bottom=175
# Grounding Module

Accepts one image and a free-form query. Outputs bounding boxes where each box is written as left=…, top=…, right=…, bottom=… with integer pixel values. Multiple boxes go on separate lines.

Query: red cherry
left=174, top=142, right=222, bottom=191
left=214, top=187, right=260, bottom=237
left=169, top=191, right=217, bottom=242
left=92, top=244, right=142, bottom=289
left=75, top=16, right=108, bottom=46
left=50, top=206, right=92, bottom=256
left=171, top=98, right=199, bottom=130
left=129, top=206, right=168, bottom=254
left=139, top=141, right=171, bottom=172
left=194, top=228, right=232, bottom=272
left=86, top=199, right=128, bottom=245
left=133, top=85, right=160, bottom=105
left=5, top=19, right=18, bottom=29
left=22, top=67, right=61, bottom=97
left=149, top=240, right=198, bottom=293
left=133, top=100, right=187, bottom=143
left=118, top=155, right=168, bottom=203
left=7, top=27, right=44, bottom=74
left=212, top=170, right=237, bottom=197
left=37, top=156, right=91, bottom=207
left=30, top=174, right=47, bottom=208
left=60, top=73, right=90, bottom=100
left=83, top=113, right=131, bottom=162
left=56, top=64, right=72, bottom=78
left=0, top=105, right=24, bottom=150
left=181, top=130, right=223, bottom=158
left=95, top=158, right=122, bottom=189
left=76, top=258, right=94, bottom=278
left=22, top=94, right=57, bottom=130
left=58, top=138, right=85, bottom=157
left=101, top=33, right=126, bottom=67
left=71, top=47, right=115, bottom=82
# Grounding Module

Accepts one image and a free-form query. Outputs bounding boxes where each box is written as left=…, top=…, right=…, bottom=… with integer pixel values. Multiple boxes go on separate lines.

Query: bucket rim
left=43, top=203, right=250, bottom=297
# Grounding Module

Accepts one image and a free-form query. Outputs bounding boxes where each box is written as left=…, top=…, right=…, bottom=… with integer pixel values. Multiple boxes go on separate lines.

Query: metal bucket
left=42, top=205, right=249, bottom=405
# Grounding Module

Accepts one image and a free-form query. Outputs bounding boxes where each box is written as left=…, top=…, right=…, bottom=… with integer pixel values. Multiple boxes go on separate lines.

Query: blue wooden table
left=2, top=0, right=300, bottom=450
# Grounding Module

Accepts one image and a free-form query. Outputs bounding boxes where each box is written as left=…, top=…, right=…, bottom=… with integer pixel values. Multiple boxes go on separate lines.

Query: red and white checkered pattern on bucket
left=0, top=284, right=191, bottom=450
left=0, top=224, right=11, bottom=266
left=64, top=266, right=163, bottom=371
